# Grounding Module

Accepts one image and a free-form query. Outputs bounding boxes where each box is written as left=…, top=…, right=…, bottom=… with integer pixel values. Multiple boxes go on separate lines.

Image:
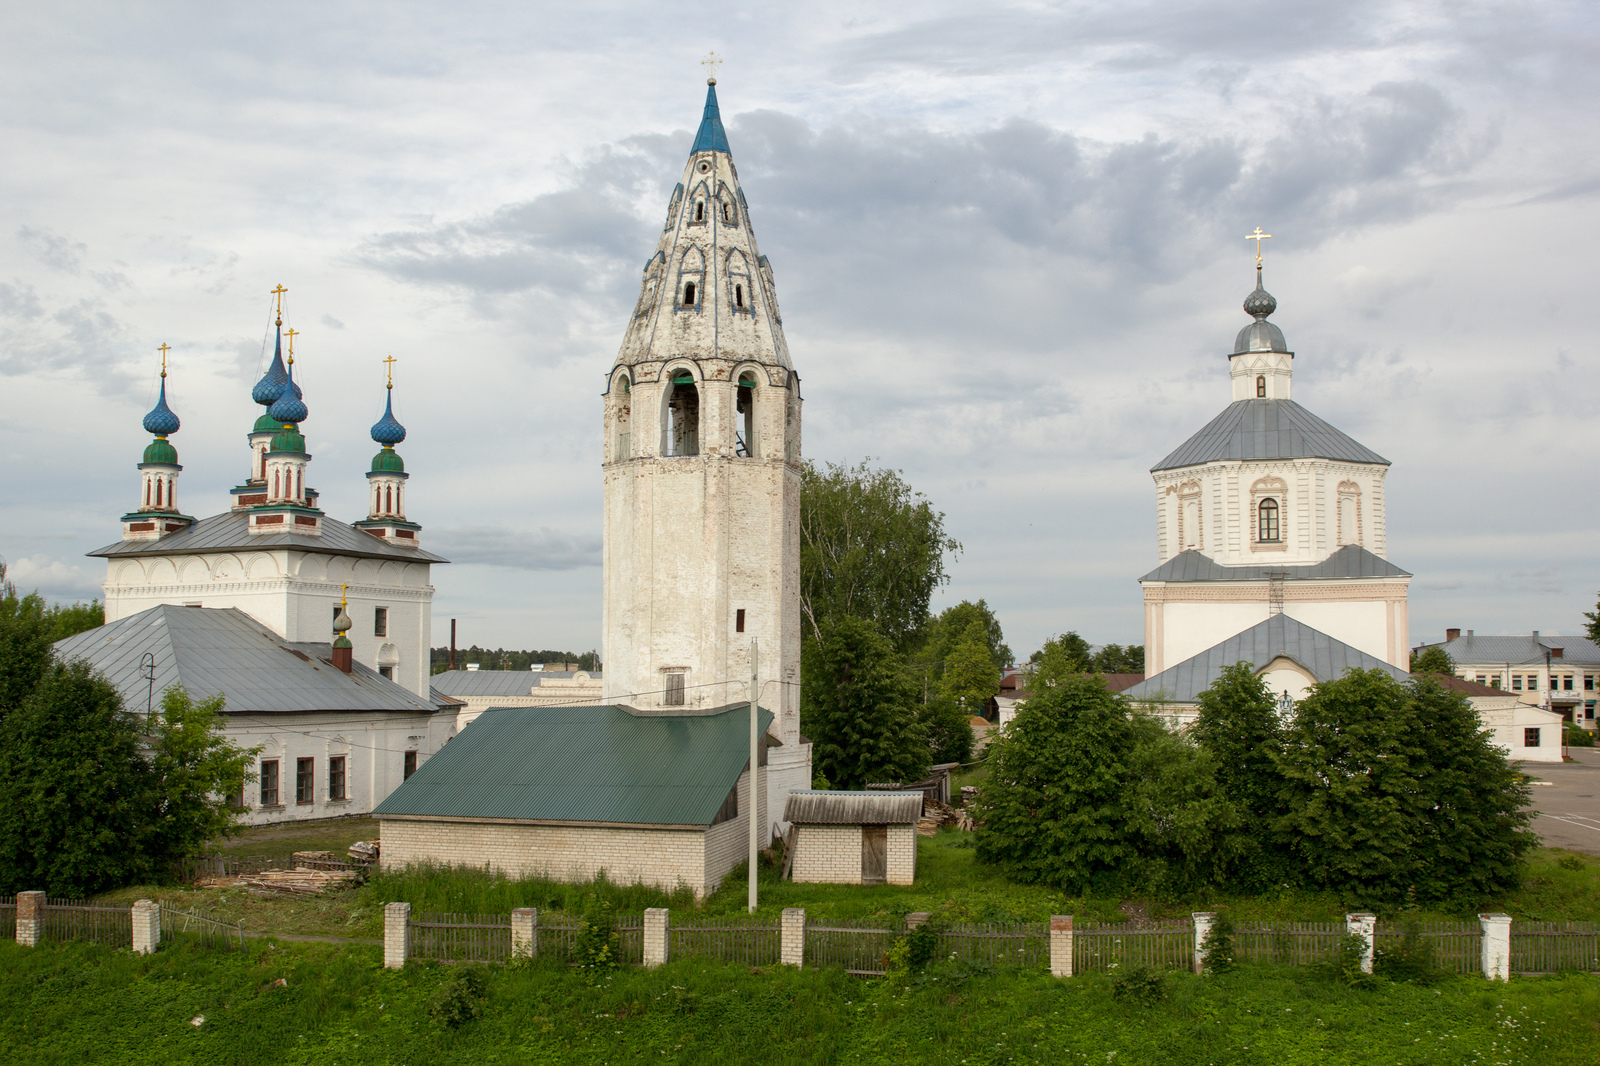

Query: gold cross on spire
left=271, top=284, right=287, bottom=325
left=383, top=354, right=397, bottom=389
left=285, top=327, right=298, bottom=364
left=339, top=582, right=349, bottom=609
left=157, top=342, right=171, bottom=377
left=702, top=52, right=721, bottom=83
left=1246, top=227, right=1272, bottom=265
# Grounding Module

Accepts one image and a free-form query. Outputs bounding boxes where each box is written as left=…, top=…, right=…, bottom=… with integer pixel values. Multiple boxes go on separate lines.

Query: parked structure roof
left=1124, top=614, right=1408, bottom=705
left=1140, top=545, right=1411, bottom=584
left=783, top=791, right=924, bottom=826
left=374, top=703, right=773, bottom=827
left=86, top=509, right=447, bottom=563
left=430, top=668, right=601, bottom=698
left=1424, top=633, right=1600, bottom=667
left=1151, top=399, right=1389, bottom=472
left=53, top=605, right=442, bottom=715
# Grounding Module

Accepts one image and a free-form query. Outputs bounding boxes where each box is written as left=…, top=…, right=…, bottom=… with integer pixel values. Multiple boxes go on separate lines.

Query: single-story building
left=783, top=791, right=922, bottom=886
left=430, top=666, right=603, bottom=729
left=374, top=702, right=773, bottom=898
left=1427, top=675, right=1565, bottom=764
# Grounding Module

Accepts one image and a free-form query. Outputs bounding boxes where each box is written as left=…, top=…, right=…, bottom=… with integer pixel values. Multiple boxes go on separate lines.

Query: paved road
left=1523, top=747, right=1600, bottom=854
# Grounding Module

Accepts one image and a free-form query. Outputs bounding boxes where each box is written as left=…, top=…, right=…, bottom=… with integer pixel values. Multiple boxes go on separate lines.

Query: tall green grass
left=364, top=862, right=697, bottom=916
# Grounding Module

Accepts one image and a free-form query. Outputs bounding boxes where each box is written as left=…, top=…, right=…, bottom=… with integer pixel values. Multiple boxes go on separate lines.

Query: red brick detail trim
left=254, top=515, right=284, bottom=526
left=128, top=522, right=156, bottom=532
left=294, top=515, right=318, bottom=527
left=397, top=529, right=415, bottom=539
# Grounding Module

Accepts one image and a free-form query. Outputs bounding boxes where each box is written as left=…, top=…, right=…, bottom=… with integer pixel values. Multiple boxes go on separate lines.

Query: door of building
left=861, top=826, right=887, bottom=884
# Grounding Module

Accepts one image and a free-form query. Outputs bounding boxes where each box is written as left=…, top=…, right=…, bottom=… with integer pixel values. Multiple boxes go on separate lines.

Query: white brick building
left=783, top=791, right=921, bottom=886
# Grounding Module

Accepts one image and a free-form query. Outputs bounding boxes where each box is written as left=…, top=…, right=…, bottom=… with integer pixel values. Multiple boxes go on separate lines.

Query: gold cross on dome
left=702, top=52, right=721, bottom=81
left=383, top=354, right=397, bottom=388
left=1246, top=227, right=1272, bottom=265
left=157, top=342, right=171, bottom=377
left=285, top=328, right=298, bottom=364
left=340, top=582, right=349, bottom=609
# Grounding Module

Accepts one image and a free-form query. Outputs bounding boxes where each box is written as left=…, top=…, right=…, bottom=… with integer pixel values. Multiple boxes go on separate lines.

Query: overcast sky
left=3, top=1, right=1597, bottom=659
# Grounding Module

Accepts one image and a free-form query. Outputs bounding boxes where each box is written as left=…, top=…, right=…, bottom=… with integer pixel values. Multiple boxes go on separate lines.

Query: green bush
left=1374, top=921, right=1441, bottom=984
left=1200, top=911, right=1236, bottom=974
left=574, top=895, right=619, bottom=977
left=428, top=964, right=488, bottom=1028
left=1109, top=962, right=1167, bottom=1003
left=1317, top=933, right=1379, bottom=989
left=1565, top=725, right=1595, bottom=747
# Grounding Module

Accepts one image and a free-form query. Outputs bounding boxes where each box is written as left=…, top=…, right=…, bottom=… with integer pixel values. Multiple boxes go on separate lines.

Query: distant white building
left=432, top=667, right=603, bottom=729
left=1417, top=629, right=1600, bottom=731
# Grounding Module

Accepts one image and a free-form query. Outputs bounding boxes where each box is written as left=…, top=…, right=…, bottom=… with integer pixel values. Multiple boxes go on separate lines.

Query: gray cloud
left=432, top=526, right=602, bottom=571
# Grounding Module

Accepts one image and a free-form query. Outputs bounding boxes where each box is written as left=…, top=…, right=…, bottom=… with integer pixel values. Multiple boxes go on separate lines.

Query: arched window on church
left=683, top=281, right=697, bottom=306
left=614, top=375, right=632, bottom=461
left=735, top=283, right=744, bottom=309
left=1258, top=498, right=1280, bottom=543
left=694, top=201, right=705, bottom=222
left=1256, top=375, right=1266, bottom=398
left=736, top=372, right=758, bottom=457
left=664, top=371, right=700, bottom=457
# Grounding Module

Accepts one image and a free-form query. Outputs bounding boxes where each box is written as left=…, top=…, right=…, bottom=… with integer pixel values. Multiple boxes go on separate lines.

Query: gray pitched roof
left=86, top=509, right=448, bottom=564
left=374, top=703, right=774, bottom=826
left=1426, top=634, right=1600, bottom=667
left=1123, top=614, right=1408, bottom=704
left=53, top=605, right=441, bottom=715
left=430, top=668, right=602, bottom=698
left=783, top=791, right=924, bottom=825
left=1152, top=399, right=1389, bottom=472
left=1141, top=545, right=1411, bottom=583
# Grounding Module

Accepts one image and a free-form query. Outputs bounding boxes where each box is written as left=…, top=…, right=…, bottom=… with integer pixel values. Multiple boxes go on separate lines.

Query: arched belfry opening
left=736, top=371, right=758, bottom=457
left=613, top=374, right=632, bottom=461
left=663, top=371, right=700, bottom=456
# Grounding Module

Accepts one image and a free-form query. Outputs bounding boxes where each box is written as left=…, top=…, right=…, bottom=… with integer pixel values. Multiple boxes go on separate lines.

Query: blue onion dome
left=142, top=377, right=181, bottom=436
left=268, top=363, right=309, bottom=425
left=143, top=437, right=178, bottom=465
left=371, top=447, right=405, bottom=473
left=252, top=328, right=290, bottom=406
left=370, top=389, right=406, bottom=446
left=1233, top=268, right=1289, bottom=355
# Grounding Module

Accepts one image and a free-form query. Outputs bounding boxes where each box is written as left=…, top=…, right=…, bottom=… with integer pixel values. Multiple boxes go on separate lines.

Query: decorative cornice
left=1143, top=580, right=1409, bottom=604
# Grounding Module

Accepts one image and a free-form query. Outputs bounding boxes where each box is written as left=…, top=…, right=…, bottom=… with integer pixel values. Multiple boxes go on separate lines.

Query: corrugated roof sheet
left=374, top=703, right=774, bottom=826
left=1428, top=634, right=1600, bottom=667
left=1141, top=545, right=1411, bottom=583
left=86, top=509, right=448, bottom=563
left=52, top=605, right=441, bottom=715
left=1152, top=399, right=1389, bottom=472
left=1124, top=614, right=1408, bottom=704
left=430, top=668, right=602, bottom=698
left=783, top=791, right=924, bottom=825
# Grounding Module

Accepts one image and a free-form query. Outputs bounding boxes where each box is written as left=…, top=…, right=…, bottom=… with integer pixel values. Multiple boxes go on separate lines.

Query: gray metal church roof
left=375, top=703, right=774, bottom=826
left=53, top=605, right=442, bottom=715
left=1426, top=634, right=1600, bottom=667
left=430, top=669, right=603, bottom=698
left=1152, top=399, right=1389, bottom=472
left=87, top=509, right=448, bottom=564
left=783, top=791, right=924, bottom=825
left=1141, top=545, right=1411, bottom=583
left=1123, top=614, right=1408, bottom=704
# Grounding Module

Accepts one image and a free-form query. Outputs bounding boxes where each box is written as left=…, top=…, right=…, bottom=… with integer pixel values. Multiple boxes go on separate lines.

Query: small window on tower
left=1258, top=498, right=1280, bottom=542
left=736, top=609, right=746, bottom=633
left=735, top=284, right=744, bottom=308
left=664, top=672, right=686, bottom=706
left=684, top=281, right=697, bottom=306
left=1256, top=375, right=1266, bottom=398
left=695, top=201, right=704, bottom=222
left=722, top=202, right=732, bottom=222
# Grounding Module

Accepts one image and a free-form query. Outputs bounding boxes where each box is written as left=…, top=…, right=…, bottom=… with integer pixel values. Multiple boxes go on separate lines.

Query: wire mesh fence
left=160, top=905, right=249, bottom=953
left=669, top=915, right=781, bottom=965
left=934, top=921, right=1049, bottom=969
left=1074, top=921, right=1194, bottom=973
left=1511, top=921, right=1600, bottom=974
left=805, top=916, right=902, bottom=975
left=411, top=912, right=512, bottom=963
left=43, top=899, right=132, bottom=949
left=1372, top=921, right=1482, bottom=975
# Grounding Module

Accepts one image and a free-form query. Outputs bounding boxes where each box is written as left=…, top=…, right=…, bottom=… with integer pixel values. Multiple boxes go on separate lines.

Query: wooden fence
left=937, top=921, right=1048, bottom=969
left=43, top=899, right=132, bottom=949
left=805, top=916, right=901, bottom=975
left=176, top=853, right=364, bottom=882
left=668, top=915, right=780, bottom=966
left=411, top=912, right=511, bottom=963
left=0, top=896, right=13, bottom=941
left=160, top=906, right=249, bottom=953
left=1512, top=921, right=1600, bottom=974
left=1235, top=920, right=1347, bottom=967
left=1372, top=922, right=1482, bottom=975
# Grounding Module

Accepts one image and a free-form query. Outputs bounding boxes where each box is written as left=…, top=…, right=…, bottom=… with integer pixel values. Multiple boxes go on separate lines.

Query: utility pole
left=450, top=619, right=457, bottom=671
left=749, top=638, right=760, bottom=914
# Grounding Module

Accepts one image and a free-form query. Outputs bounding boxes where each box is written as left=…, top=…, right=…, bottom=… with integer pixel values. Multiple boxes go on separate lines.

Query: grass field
left=3, top=938, right=1597, bottom=1065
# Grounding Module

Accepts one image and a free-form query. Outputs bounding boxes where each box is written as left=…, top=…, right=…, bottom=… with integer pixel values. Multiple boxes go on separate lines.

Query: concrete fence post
left=1346, top=913, right=1376, bottom=974
left=780, top=908, right=805, bottom=969
left=511, top=907, right=537, bottom=961
left=131, top=899, right=161, bottom=954
left=643, top=908, right=669, bottom=968
left=1192, top=912, right=1216, bottom=974
left=1050, top=915, right=1074, bottom=978
left=1479, top=913, right=1512, bottom=981
left=16, top=891, right=44, bottom=948
left=383, top=902, right=411, bottom=970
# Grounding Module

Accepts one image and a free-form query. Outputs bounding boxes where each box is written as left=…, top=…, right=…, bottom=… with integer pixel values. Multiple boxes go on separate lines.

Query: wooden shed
left=782, top=790, right=922, bottom=885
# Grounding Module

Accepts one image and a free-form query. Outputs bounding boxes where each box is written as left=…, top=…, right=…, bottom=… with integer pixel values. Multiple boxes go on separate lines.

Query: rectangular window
left=374, top=606, right=388, bottom=637
left=1524, top=727, right=1541, bottom=748
left=1564, top=675, right=1575, bottom=691
left=664, top=672, right=686, bottom=706
left=1529, top=674, right=1540, bottom=689
left=296, top=757, right=314, bottom=804
left=379, top=665, right=394, bottom=680
left=1588, top=702, right=1596, bottom=720
left=328, top=756, right=347, bottom=800
left=404, top=751, right=418, bottom=780
left=1512, top=676, right=1523, bottom=691
left=259, top=760, right=280, bottom=806
left=226, top=787, right=244, bottom=809
left=1587, top=675, right=1596, bottom=691
left=1475, top=675, right=1486, bottom=685
left=332, top=603, right=341, bottom=626
left=735, top=609, right=746, bottom=634
left=1491, top=676, right=1502, bottom=689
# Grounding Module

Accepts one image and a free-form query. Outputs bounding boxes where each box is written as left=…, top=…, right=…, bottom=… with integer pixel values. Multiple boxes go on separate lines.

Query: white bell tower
left=600, top=78, right=809, bottom=835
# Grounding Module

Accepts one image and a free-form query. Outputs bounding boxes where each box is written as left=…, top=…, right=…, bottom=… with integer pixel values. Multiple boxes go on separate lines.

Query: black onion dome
left=1233, top=269, right=1289, bottom=355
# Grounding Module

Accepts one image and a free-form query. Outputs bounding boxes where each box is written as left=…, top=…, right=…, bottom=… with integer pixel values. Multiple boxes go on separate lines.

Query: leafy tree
left=1089, top=643, right=1145, bottom=674
left=0, top=562, right=103, bottom=717
left=0, top=659, right=157, bottom=895
left=938, top=620, right=1001, bottom=714
left=1275, top=669, right=1535, bottom=906
left=918, top=697, right=974, bottom=765
left=1121, top=719, right=1242, bottom=895
left=801, top=617, right=930, bottom=788
left=919, top=600, right=1012, bottom=674
left=1586, top=594, right=1600, bottom=643
left=1025, top=632, right=1092, bottom=688
left=799, top=460, right=960, bottom=652
left=142, top=687, right=258, bottom=868
left=1409, top=645, right=1454, bottom=675
left=1189, top=663, right=1290, bottom=887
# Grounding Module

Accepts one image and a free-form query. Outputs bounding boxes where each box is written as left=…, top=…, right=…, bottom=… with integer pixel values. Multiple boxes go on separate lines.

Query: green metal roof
left=371, top=446, right=405, bottom=473
left=253, top=412, right=280, bottom=433
left=142, top=437, right=178, bottom=465
left=375, top=703, right=774, bottom=826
